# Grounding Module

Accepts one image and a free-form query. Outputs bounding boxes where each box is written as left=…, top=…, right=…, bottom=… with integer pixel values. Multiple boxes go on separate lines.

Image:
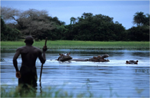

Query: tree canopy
left=64, top=13, right=125, bottom=41
left=1, top=7, right=149, bottom=41
left=1, top=17, right=21, bottom=41
left=133, top=12, right=149, bottom=26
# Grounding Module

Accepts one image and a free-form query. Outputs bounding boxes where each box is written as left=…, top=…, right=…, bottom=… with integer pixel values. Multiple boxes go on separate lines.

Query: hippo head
left=126, top=60, right=138, bottom=64
left=57, top=53, right=72, bottom=62
left=101, top=54, right=109, bottom=59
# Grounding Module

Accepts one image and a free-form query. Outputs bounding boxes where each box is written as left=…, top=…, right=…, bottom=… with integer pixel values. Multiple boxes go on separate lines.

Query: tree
left=143, top=14, right=150, bottom=26
left=70, top=17, right=76, bottom=25
left=82, top=12, right=93, bottom=19
left=1, top=17, right=21, bottom=41
left=129, top=12, right=149, bottom=41
left=64, top=13, right=125, bottom=41
left=1, top=7, right=56, bottom=40
left=16, top=9, right=56, bottom=39
left=133, top=12, right=146, bottom=26
left=127, top=26, right=149, bottom=41
left=1, top=6, right=20, bottom=22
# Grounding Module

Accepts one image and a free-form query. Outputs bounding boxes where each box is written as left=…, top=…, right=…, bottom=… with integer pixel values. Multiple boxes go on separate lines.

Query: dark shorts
left=19, top=66, right=37, bottom=87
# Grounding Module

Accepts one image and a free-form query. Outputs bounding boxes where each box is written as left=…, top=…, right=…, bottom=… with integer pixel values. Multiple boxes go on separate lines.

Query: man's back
left=19, top=46, right=42, bottom=68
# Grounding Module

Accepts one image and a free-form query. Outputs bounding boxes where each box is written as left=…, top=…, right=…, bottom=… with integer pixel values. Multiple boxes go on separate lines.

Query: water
left=1, top=49, right=150, bottom=97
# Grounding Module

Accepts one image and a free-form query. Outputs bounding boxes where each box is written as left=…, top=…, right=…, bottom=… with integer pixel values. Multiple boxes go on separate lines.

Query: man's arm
left=13, top=48, right=21, bottom=78
left=13, top=48, right=21, bottom=72
left=39, top=46, right=47, bottom=64
left=39, top=51, right=46, bottom=64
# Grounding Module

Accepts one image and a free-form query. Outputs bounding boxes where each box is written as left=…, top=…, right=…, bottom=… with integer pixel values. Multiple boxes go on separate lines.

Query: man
left=13, top=36, right=47, bottom=87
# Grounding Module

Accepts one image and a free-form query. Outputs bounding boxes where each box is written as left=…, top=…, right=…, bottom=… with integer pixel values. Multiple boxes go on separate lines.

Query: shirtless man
left=13, top=36, right=47, bottom=87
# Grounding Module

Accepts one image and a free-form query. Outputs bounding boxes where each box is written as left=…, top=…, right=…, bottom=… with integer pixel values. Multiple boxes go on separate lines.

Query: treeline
left=1, top=7, right=149, bottom=41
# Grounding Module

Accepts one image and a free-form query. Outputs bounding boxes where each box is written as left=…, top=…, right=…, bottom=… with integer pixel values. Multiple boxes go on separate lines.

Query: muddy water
left=1, top=49, right=150, bottom=97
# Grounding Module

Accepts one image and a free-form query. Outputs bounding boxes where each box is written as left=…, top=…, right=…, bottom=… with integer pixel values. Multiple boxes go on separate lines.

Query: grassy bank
left=1, top=40, right=149, bottom=50
left=1, top=85, right=146, bottom=98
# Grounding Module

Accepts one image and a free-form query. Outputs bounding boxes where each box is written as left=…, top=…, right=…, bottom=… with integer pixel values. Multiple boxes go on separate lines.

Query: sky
left=1, top=0, right=149, bottom=29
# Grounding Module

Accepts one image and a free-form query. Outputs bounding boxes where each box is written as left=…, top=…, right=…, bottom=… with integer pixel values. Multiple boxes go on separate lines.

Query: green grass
left=0, top=85, right=146, bottom=98
left=0, top=85, right=93, bottom=98
left=1, top=40, right=149, bottom=50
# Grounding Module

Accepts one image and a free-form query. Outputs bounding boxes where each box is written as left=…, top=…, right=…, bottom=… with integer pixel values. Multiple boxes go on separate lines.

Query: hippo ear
left=59, top=53, right=61, bottom=56
left=126, top=61, right=129, bottom=64
left=136, top=60, right=138, bottom=62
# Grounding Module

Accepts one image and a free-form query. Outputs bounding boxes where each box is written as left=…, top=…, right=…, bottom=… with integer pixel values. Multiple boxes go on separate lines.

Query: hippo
left=72, top=54, right=109, bottom=62
left=86, top=54, right=109, bottom=62
left=126, top=60, right=138, bottom=64
left=57, top=53, right=72, bottom=62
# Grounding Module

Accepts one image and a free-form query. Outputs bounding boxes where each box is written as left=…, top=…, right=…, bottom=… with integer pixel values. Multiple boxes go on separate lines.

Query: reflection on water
left=1, top=49, right=150, bottom=97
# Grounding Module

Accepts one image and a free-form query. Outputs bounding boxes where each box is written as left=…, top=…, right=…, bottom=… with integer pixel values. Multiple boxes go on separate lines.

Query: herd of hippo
left=57, top=53, right=138, bottom=64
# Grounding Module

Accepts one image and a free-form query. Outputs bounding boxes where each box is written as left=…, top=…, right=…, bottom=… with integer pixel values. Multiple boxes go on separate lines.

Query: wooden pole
left=39, top=37, right=47, bottom=87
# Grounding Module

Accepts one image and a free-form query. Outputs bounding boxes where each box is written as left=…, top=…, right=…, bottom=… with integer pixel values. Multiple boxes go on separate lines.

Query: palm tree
left=70, top=17, right=76, bottom=25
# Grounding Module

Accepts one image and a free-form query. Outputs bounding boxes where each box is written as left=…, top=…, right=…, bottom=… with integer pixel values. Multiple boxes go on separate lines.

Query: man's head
left=24, top=36, right=34, bottom=45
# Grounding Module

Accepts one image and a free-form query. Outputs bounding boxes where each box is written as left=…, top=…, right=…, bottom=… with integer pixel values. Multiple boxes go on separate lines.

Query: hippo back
left=57, top=53, right=72, bottom=61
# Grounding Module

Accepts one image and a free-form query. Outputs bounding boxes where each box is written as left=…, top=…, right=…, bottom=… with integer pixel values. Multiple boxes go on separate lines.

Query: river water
left=1, top=49, right=150, bottom=98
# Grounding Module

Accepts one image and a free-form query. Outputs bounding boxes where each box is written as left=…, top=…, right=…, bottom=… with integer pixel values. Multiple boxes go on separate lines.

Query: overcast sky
left=1, top=0, right=149, bottom=29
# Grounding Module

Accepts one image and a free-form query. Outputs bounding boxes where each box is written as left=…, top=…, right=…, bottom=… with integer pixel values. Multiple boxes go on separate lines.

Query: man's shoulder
left=32, top=46, right=42, bottom=52
left=16, top=46, right=25, bottom=51
left=32, top=46, right=40, bottom=50
left=17, top=46, right=41, bottom=51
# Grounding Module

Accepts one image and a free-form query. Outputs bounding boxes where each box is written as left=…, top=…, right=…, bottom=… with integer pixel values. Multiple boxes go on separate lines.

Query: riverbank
left=1, top=40, right=149, bottom=50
